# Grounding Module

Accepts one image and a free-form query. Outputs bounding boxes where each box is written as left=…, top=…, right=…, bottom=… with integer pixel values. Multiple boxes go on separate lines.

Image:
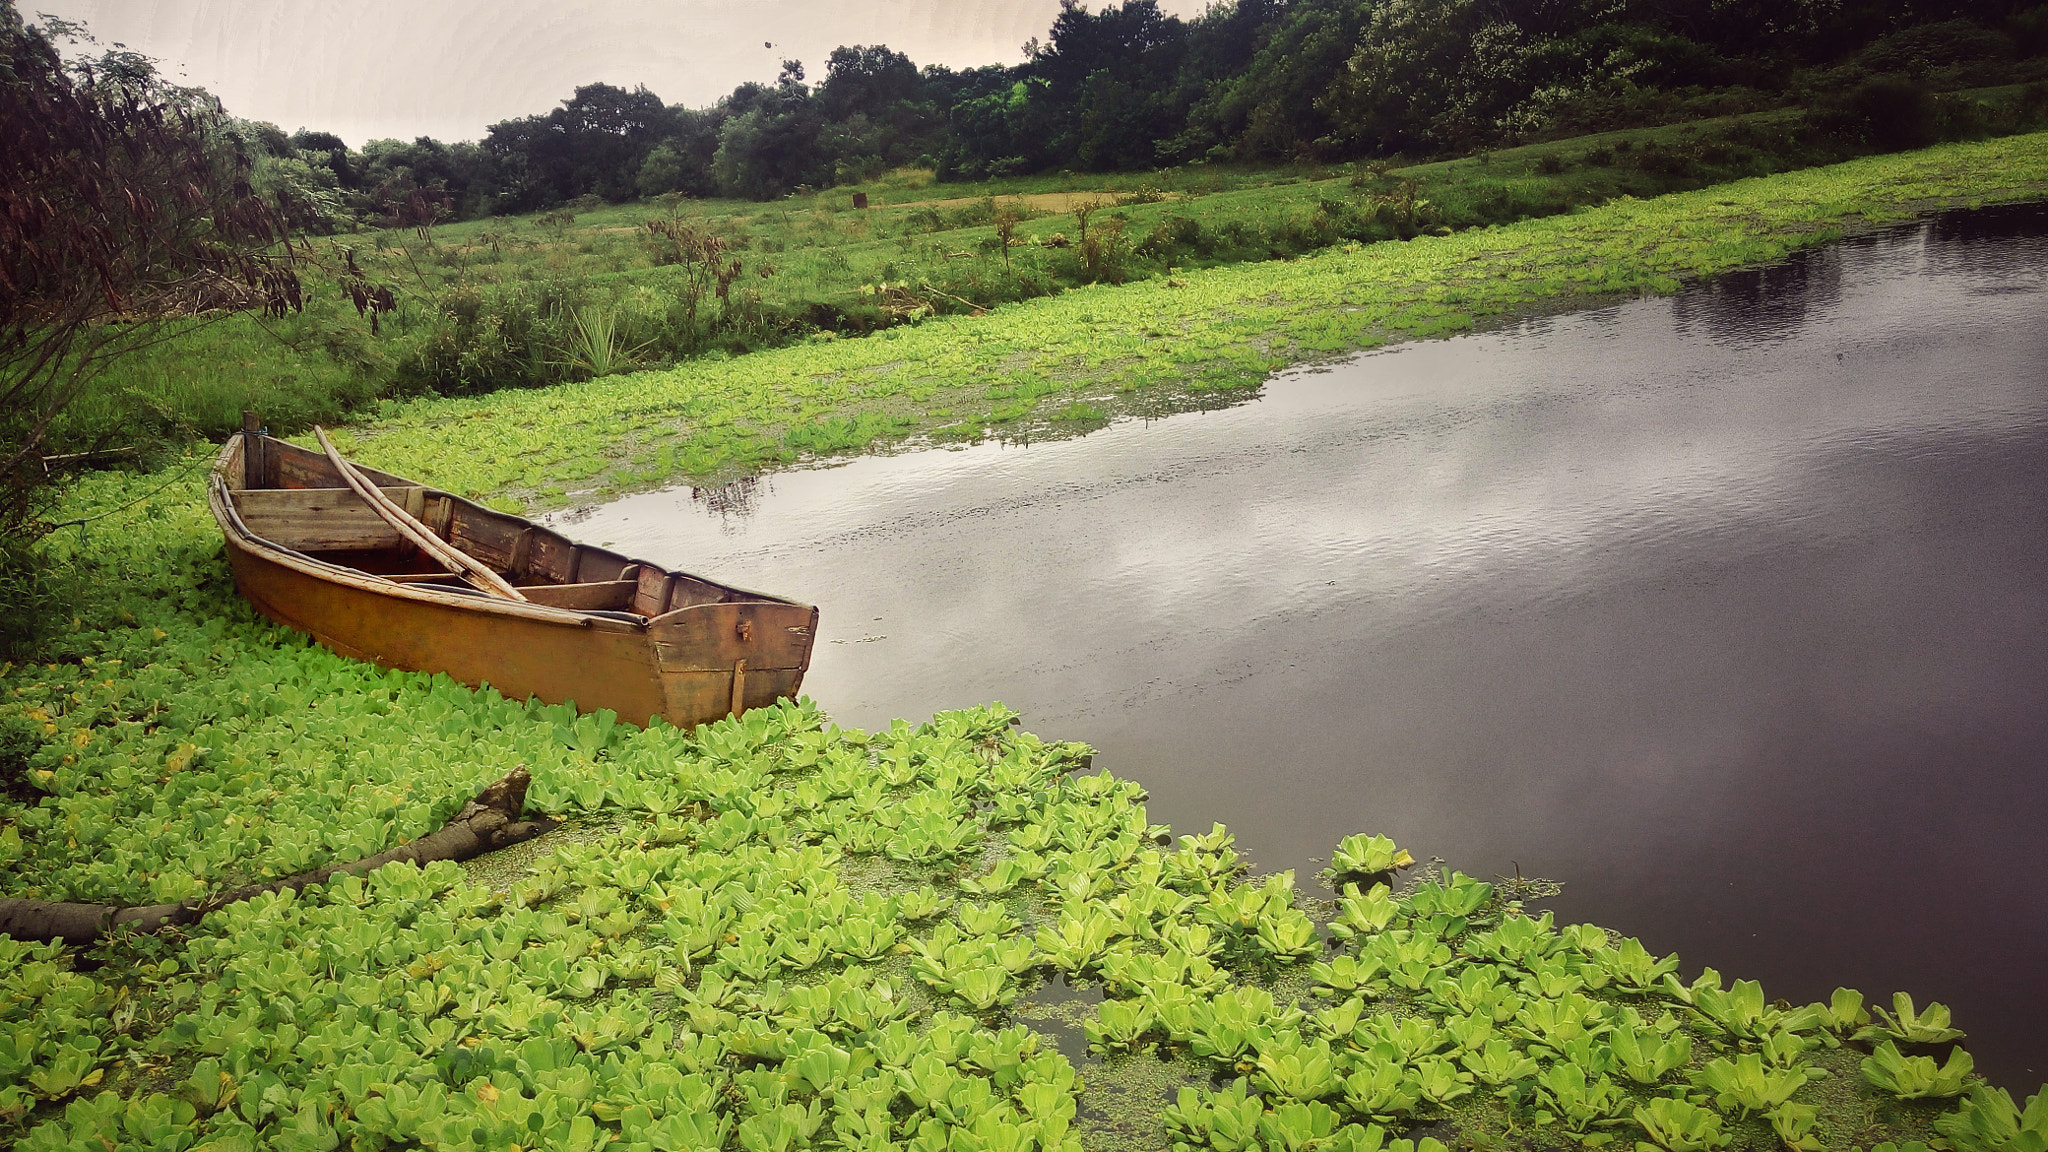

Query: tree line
left=256, top=0, right=2044, bottom=221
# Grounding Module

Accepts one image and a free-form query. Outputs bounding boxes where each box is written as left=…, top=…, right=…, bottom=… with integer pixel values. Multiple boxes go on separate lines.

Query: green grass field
left=52, top=87, right=2042, bottom=458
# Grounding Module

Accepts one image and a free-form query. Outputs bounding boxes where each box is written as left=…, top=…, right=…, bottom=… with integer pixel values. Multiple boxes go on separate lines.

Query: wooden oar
left=312, top=426, right=528, bottom=602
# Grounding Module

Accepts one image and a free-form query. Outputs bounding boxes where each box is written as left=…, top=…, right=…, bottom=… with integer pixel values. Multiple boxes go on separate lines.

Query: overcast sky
left=37, top=0, right=1211, bottom=147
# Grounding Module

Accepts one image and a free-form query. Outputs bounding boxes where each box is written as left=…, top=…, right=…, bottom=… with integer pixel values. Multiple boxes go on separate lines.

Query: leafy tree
left=1028, top=0, right=1189, bottom=168
left=482, top=82, right=675, bottom=207
left=0, top=3, right=301, bottom=543
left=1169, top=0, right=1366, bottom=162
left=819, top=44, right=923, bottom=120
left=936, top=67, right=1047, bottom=180
left=712, top=62, right=827, bottom=197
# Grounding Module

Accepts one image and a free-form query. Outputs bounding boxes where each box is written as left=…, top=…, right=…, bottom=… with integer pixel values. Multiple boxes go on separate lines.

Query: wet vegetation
left=3, top=465, right=2046, bottom=1150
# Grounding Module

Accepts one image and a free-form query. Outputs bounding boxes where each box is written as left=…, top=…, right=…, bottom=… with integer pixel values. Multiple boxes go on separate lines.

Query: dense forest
left=255, top=0, right=2048, bottom=222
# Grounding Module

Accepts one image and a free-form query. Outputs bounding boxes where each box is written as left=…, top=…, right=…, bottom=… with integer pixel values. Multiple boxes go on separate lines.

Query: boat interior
left=221, top=432, right=770, bottom=621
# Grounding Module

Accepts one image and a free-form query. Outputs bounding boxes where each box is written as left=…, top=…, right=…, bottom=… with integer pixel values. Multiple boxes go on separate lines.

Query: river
left=554, top=203, right=2048, bottom=1085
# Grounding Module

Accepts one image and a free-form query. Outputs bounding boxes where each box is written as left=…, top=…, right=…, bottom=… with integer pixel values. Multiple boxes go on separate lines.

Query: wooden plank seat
left=233, top=486, right=426, bottom=552
left=517, top=580, right=639, bottom=611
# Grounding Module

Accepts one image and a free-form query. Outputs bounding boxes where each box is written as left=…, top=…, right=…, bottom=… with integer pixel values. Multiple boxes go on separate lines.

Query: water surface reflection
left=556, top=205, right=2048, bottom=1085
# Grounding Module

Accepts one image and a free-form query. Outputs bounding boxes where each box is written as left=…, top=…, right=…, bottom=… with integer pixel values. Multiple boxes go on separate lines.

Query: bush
left=0, top=537, right=67, bottom=660
left=0, top=710, right=44, bottom=801
left=1855, top=19, right=2014, bottom=76
left=390, top=281, right=580, bottom=396
left=1848, top=77, right=1938, bottom=151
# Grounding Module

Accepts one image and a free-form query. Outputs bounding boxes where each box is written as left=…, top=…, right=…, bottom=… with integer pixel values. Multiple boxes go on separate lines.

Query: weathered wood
left=425, top=494, right=455, bottom=540
left=651, top=601, right=816, bottom=672
left=448, top=513, right=521, bottom=572
left=234, top=486, right=425, bottom=552
left=519, top=580, right=638, bottom=611
left=210, top=433, right=818, bottom=729
left=526, top=530, right=579, bottom=584
left=314, top=426, right=527, bottom=602
left=508, top=527, right=536, bottom=580
left=0, top=769, right=551, bottom=944
left=730, top=659, right=747, bottom=717
left=634, top=566, right=668, bottom=616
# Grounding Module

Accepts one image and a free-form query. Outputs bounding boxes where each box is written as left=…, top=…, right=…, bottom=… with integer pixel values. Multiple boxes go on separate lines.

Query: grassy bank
left=3, top=134, right=2047, bottom=1150
left=308, top=131, right=2048, bottom=513
left=52, top=91, right=2047, bottom=456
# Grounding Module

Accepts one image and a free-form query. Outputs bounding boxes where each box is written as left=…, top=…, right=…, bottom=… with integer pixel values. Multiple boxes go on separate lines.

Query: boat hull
left=209, top=433, right=816, bottom=728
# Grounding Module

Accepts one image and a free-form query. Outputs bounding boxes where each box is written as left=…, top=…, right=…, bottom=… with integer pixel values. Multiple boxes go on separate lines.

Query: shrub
left=0, top=536, right=67, bottom=659
left=1848, top=77, right=1938, bottom=151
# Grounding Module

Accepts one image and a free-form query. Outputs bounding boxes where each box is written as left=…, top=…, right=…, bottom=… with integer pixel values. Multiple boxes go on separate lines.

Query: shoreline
left=320, top=132, right=2048, bottom=515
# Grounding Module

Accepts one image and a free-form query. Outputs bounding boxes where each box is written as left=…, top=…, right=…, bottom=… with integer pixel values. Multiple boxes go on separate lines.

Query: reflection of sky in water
left=551, top=206, right=2048, bottom=1086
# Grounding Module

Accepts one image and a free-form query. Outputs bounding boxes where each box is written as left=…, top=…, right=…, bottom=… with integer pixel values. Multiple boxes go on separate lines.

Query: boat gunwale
left=209, top=434, right=810, bottom=634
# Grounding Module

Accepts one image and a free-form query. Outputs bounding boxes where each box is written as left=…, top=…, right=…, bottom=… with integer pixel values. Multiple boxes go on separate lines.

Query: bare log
left=0, top=767, right=551, bottom=944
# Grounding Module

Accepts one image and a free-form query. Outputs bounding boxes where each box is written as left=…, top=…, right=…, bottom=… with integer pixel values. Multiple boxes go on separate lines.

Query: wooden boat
left=208, top=422, right=818, bottom=728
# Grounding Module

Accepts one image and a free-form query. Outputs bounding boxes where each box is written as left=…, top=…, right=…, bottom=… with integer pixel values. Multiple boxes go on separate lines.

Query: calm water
left=556, top=205, right=2048, bottom=1084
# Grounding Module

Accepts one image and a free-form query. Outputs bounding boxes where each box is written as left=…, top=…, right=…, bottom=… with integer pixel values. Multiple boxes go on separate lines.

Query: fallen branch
left=0, top=767, right=552, bottom=944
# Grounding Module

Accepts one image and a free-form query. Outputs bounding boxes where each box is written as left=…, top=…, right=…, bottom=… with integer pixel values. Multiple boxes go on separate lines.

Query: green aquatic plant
left=1789, top=987, right=1870, bottom=1037
left=1861, top=1041, right=1974, bottom=1100
left=1402, top=870, right=1494, bottom=923
left=1330, top=882, right=1403, bottom=940
left=1254, top=1034, right=1344, bottom=1101
left=1857, top=992, right=1966, bottom=1046
left=1034, top=906, right=1120, bottom=972
left=1693, top=1052, right=1821, bottom=1119
left=1667, top=969, right=1800, bottom=1042
left=1512, top=990, right=1613, bottom=1054
left=1936, top=1083, right=2048, bottom=1152
left=959, top=851, right=1048, bottom=897
left=958, top=901, right=1021, bottom=937
left=1460, top=1038, right=1540, bottom=1087
left=1443, top=1010, right=1494, bottom=1054
left=1769, top=1101, right=1827, bottom=1152
left=1315, top=954, right=1391, bottom=996
left=1255, top=905, right=1323, bottom=961
left=1428, top=964, right=1522, bottom=1024
left=1634, top=1097, right=1731, bottom=1152
left=1411, top=1055, right=1477, bottom=1108
left=1341, top=1054, right=1426, bottom=1123
left=1610, top=1019, right=1692, bottom=1085
left=1590, top=936, right=1682, bottom=994
left=1360, top=927, right=1456, bottom=993
left=1354, top=1013, right=1452, bottom=1065
left=1464, top=912, right=1561, bottom=968
left=1165, top=1077, right=1265, bottom=1152
left=896, top=887, right=955, bottom=922
left=1312, top=997, right=1368, bottom=1040
left=1085, top=998, right=1157, bottom=1055
left=1521, top=1061, right=1632, bottom=1140
left=1189, top=985, right=1301, bottom=1065
left=1326, top=833, right=1416, bottom=880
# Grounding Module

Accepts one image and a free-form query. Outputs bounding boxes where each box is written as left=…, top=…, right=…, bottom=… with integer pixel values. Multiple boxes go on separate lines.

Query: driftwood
left=0, top=767, right=552, bottom=945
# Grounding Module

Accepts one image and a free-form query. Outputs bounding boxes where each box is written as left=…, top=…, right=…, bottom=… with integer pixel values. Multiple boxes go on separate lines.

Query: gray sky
left=39, top=0, right=1209, bottom=147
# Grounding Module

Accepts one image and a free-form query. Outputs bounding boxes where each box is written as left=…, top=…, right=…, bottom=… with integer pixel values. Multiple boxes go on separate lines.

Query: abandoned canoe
left=208, top=426, right=818, bottom=728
